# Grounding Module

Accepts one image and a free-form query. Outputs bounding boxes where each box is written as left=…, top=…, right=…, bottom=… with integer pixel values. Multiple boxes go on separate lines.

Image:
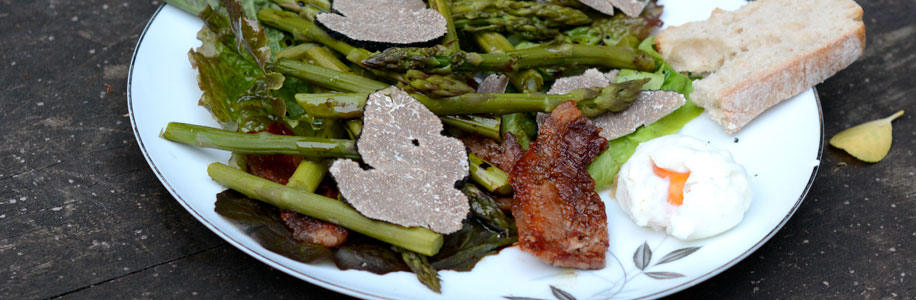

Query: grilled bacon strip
left=509, top=101, right=609, bottom=269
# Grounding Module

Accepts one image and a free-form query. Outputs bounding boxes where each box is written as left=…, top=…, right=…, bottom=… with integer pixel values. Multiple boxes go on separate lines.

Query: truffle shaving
left=477, top=74, right=509, bottom=93
left=578, top=0, right=616, bottom=15
left=609, top=0, right=650, bottom=17
left=330, top=87, right=469, bottom=234
left=543, top=70, right=687, bottom=140
left=546, top=68, right=612, bottom=95
left=316, top=0, right=447, bottom=51
left=591, top=90, right=686, bottom=140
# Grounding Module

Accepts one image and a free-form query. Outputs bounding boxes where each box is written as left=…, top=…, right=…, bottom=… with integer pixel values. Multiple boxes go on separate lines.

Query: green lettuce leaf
left=616, top=69, right=664, bottom=90
left=587, top=37, right=703, bottom=189
left=190, top=4, right=293, bottom=132
left=189, top=22, right=285, bottom=132
left=167, top=0, right=285, bottom=60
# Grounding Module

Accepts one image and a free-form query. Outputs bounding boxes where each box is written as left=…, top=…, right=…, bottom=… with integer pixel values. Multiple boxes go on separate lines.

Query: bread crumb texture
left=330, top=87, right=469, bottom=234
left=657, top=0, right=865, bottom=133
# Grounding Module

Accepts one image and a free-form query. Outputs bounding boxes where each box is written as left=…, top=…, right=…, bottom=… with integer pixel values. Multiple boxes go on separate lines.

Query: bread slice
left=656, top=0, right=865, bottom=133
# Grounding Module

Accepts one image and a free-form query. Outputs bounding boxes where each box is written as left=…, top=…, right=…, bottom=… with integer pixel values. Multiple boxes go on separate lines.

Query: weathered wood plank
left=54, top=245, right=354, bottom=300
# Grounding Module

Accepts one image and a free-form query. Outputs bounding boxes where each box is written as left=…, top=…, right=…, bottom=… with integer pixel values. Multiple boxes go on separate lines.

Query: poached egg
left=615, top=134, right=752, bottom=240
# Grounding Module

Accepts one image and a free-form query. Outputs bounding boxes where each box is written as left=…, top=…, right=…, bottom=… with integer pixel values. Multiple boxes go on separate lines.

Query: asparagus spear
left=275, top=59, right=388, bottom=93
left=462, top=184, right=513, bottom=233
left=344, top=119, right=363, bottom=139
left=208, top=162, right=444, bottom=256
left=286, top=160, right=327, bottom=192
left=468, top=153, right=512, bottom=195
left=440, top=115, right=502, bottom=140
left=165, top=123, right=511, bottom=188
left=499, top=113, right=538, bottom=150
left=472, top=32, right=542, bottom=149
left=259, top=8, right=373, bottom=64
left=454, top=12, right=560, bottom=41
left=270, top=0, right=330, bottom=12
left=342, top=113, right=501, bottom=140
left=402, top=70, right=475, bottom=97
left=295, top=79, right=647, bottom=118
left=394, top=247, right=441, bottom=293
left=162, top=122, right=360, bottom=159
left=429, top=0, right=460, bottom=51
left=277, top=43, right=352, bottom=72
left=451, top=0, right=592, bottom=26
left=286, top=118, right=347, bottom=193
left=362, top=44, right=657, bottom=74
left=471, top=32, right=543, bottom=93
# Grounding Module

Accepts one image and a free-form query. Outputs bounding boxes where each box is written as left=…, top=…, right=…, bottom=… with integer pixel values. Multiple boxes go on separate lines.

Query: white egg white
left=615, top=134, right=752, bottom=240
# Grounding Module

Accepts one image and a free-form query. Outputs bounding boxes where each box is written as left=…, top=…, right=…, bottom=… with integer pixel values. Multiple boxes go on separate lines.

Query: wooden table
left=1, top=1, right=913, bottom=299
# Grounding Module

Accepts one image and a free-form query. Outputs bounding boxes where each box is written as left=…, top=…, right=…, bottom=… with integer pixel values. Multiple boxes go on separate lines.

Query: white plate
left=128, top=1, right=822, bottom=299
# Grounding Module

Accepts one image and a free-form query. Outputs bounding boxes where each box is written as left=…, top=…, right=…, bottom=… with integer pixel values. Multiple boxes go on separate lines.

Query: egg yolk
left=652, top=162, right=690, bottom=206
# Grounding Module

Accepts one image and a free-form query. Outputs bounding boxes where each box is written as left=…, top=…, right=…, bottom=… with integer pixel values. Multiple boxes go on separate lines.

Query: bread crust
left=714, top=22, right=865, bottom=133
left=656, top=1, right=865, bottom=133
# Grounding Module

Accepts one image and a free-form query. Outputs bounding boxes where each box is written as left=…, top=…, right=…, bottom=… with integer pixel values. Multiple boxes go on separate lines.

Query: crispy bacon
left=281, top=211, right=349, bottom=247
left=461, top=132, right=525, bottom=172
left=247, top=123, right=302, bottom=185
left=508, top=101, right=609, bottom=269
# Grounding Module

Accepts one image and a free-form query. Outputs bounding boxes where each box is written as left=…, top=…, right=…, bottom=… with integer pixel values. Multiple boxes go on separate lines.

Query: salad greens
left=163, top=0, right=699, bottom=293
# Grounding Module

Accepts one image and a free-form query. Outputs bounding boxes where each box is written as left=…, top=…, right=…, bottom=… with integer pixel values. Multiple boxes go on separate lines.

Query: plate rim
left=127, top=4, right=825, bottom=299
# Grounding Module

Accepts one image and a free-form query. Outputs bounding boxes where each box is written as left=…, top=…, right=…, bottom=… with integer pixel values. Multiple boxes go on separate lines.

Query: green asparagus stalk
left=162, top=122, right=360, bottom=159
left=402, top=70, right=475, bottom=97
left=339, top=113, right=500, bottom=140
left=277, top=43, right=352, bottom=72
left=286, top=160, right=327, bottom=192
left=259, top=8, right=373, bottom=63
left=275, top=39, right=366, bottom=148
left=286, top=118, right=347, bottom=193
left=468, top=153, right=512, bottom=195
left=208, top=162, right=444, bottom=256
left=472, top=32, right=543, bottom=92
left=270, top=0, right=330, bottom=12
left=168, top=123, right=509, bottom=190
left=499, top=113, right=537, bottom=150
left=472, top=32, right=542, bottom=149
left=454, top=11, right=560, bottom=41
left=537, top=0, right=588, bottom=8
left=452, top=0, right=592, bottom=26
left=462, top=184, right=513, bottom=233
left=275, top=59, right=388, bottom=93
left=295, top=79, right=647, bottom=118
left=429, top=0, right=460, bottom=51
left=344, top=119, right=363, bottom=139
left=362, top=44, right=657, bottom=74
left=394, top=247, right=442, bottom=293
left=440, top=115, right=502, bottom=140
left=259, top=9, right=408, bottom=83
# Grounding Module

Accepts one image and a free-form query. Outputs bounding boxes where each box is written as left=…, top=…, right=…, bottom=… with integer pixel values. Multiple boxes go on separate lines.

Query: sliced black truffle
left=316, top=0, right=448, bottom=51
left=579, top=0, right=650, bottom=17
left=542, top=69, right=685, bottom=139
left=330, top=87, right=469, bottom=234
left=591, top=90, right=686, bottom=139
left=546, top=68, right=613, bottom=95
left=579, top=0, right=616, bottom=15
left=609, top=0, right=650, bottom=17
left=477, top=74, right=508, bottom=93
